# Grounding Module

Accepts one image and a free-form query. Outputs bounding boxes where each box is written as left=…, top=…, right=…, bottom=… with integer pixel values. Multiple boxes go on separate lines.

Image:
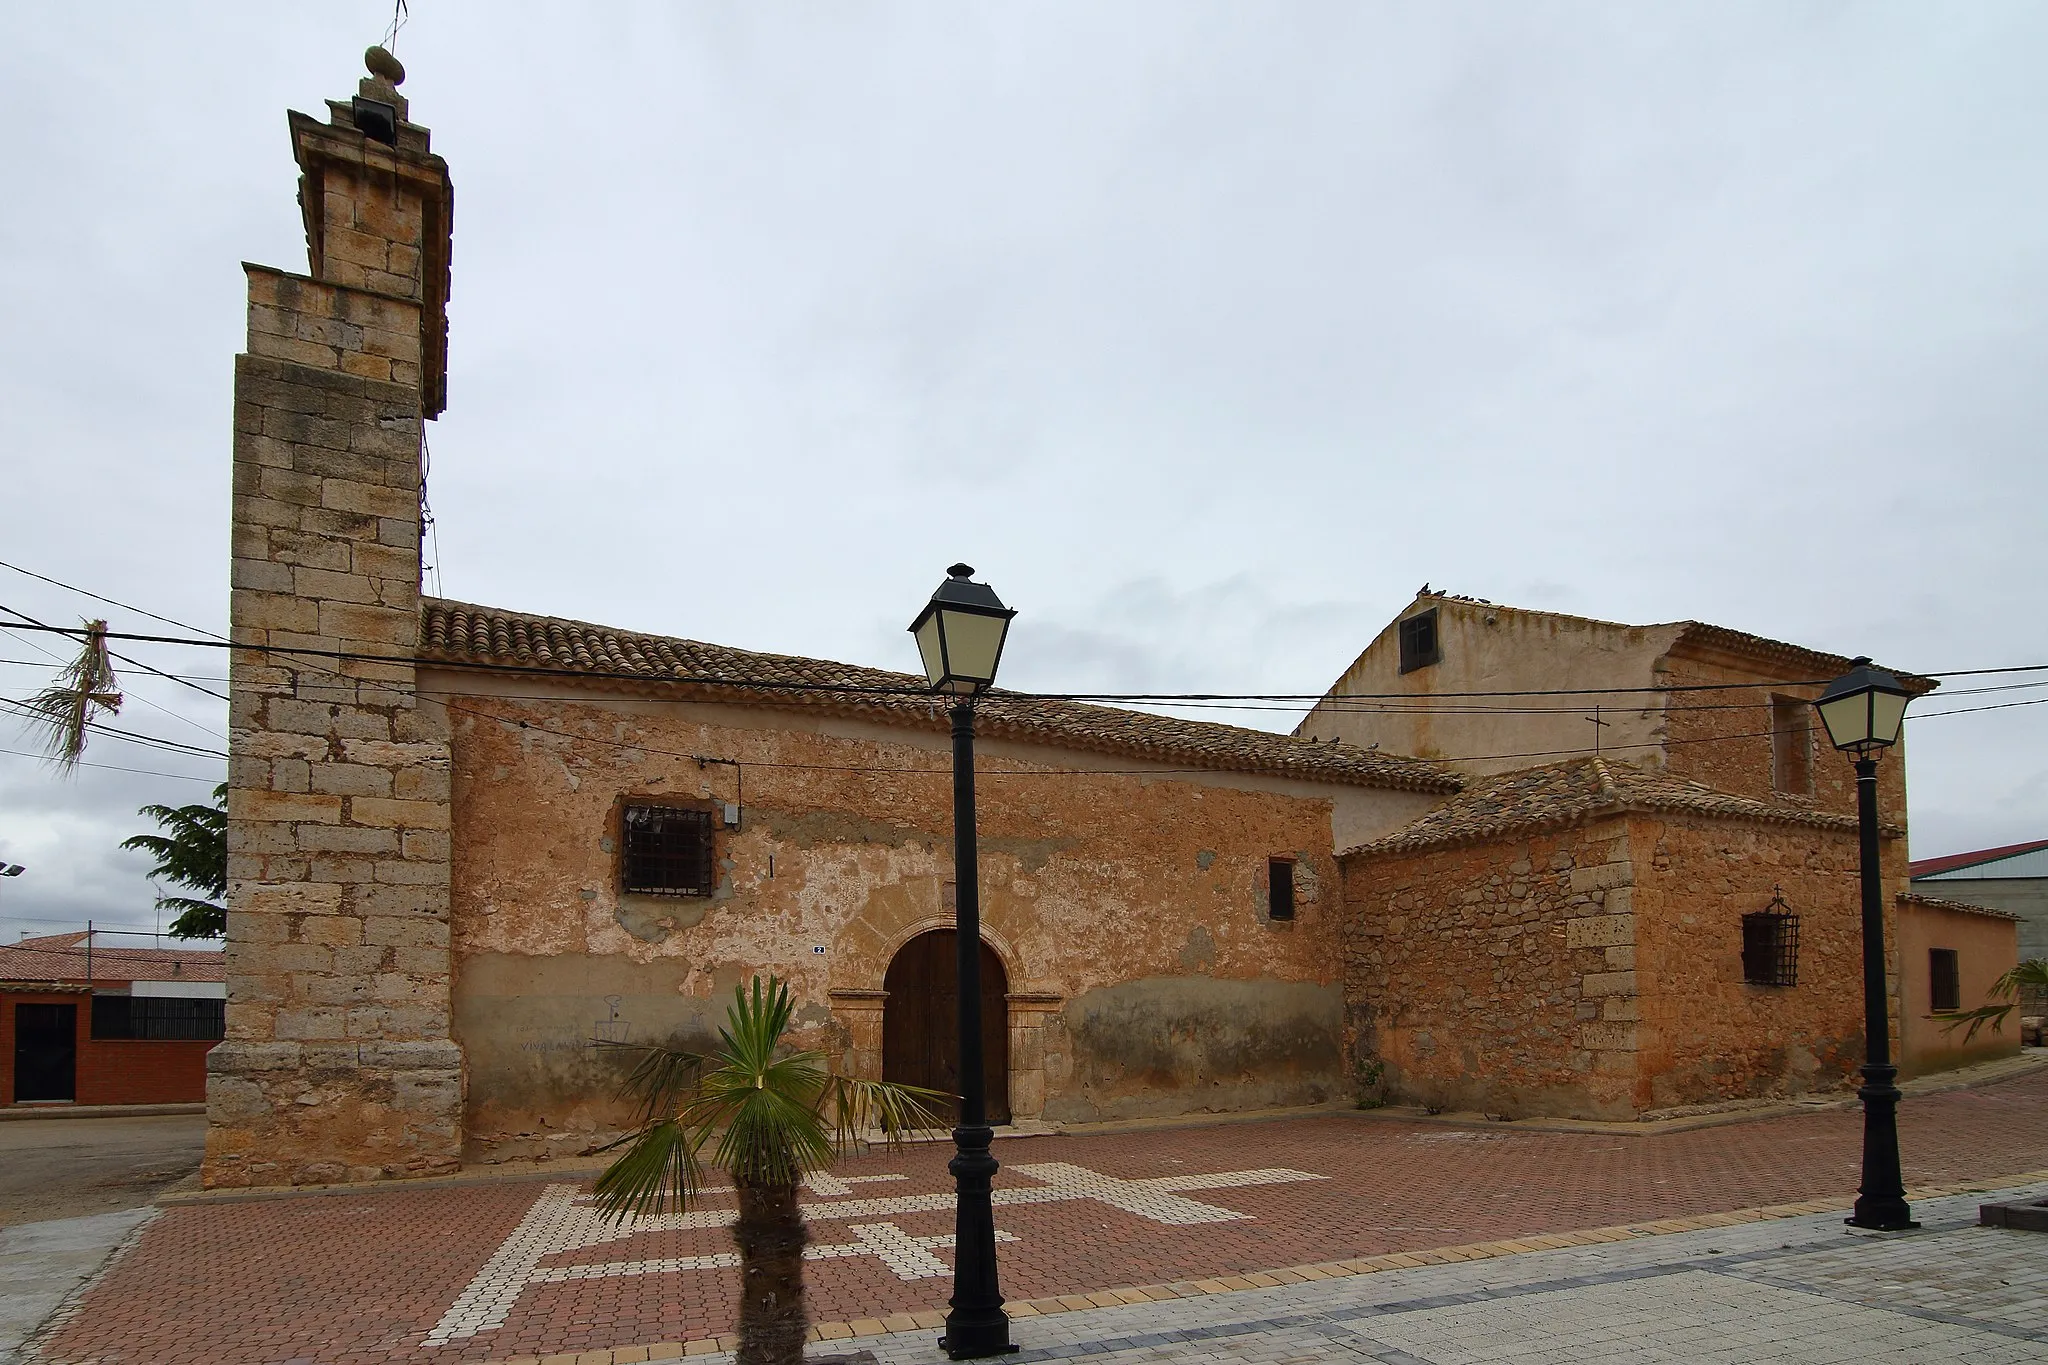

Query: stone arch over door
left=881, top=929, right=1009, bottom=1124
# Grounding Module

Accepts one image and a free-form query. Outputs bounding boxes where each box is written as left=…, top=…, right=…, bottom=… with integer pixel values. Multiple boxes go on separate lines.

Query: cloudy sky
left=2, top=2, right=2043, bottom=937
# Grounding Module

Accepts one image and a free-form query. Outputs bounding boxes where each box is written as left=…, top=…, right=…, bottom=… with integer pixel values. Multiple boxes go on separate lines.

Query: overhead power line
left=8, top=618, right=2044, bottom=706
left=0, top=747, right=219, bottom=783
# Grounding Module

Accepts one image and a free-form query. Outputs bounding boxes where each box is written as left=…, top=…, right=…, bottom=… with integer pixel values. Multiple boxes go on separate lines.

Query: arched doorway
left=882, top=929, right=1009, bottom=1124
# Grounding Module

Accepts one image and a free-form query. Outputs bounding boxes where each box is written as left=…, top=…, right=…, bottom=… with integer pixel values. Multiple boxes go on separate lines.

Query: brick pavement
left=825, top=1180, right=2048, bottom=1365
left=32, top=1068, right=2048, bottom=1365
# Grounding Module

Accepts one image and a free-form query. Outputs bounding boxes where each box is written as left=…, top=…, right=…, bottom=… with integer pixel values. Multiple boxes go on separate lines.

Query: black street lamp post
left=1814, top=657, right=1917, bottom=1232
left=910, top=564, right=1019, bottom=1360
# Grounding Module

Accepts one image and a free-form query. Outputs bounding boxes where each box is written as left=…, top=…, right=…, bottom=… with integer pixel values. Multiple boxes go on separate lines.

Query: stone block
left=317, top=600, right=415, bottom=645
left=1569, top=862, right=1634, bottom=893
left=231, top=557, right=295, bottom=593
left=1604, top=945, right=1636, bottom=970
left=273, top=1009, right=347, bottom=1041
left=337, top=739, right=440, bottom=768
left=374, top=858, right=447, bottom=885
left=207, top=1076, right=275, bottom=1123
left=392, top=765, right=451, bottom=802
left=1580, top=970, right=1637, bottom=997
left=1563, top=915, right=1634, bottom=950
left=231, top=789, right=343, bottom=825
left=350, top=797, right=450, bottom=830
left=297, top=913, right=365, bottom=947
left=321, top=478, right=417, bottom=520
left=206, top=1041, right=303, bottom=1074
left=1577, top=1021, right=1638, bottom=1052
left=362, top=915, right=449, bottom=948
left=1601, top=997, right=1641, bottom=1022
left=401, top=829, right=451, bottom=862
left=297, top=825, right=400, bottom=855
left=352, top=541, right=419, bottom=582
left=231, top=590, right=320, bottom=634
left=357, top=883, right=442, bottom=916
left=1593, top=1050, right=1637, bottom=1077
left=310, top=762, right=394, bottom=797
left=293, top=566, right=379, bottom=604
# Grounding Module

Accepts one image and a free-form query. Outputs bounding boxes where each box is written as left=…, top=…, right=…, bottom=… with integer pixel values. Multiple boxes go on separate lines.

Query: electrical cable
left=9, top=618, right=2041, bottom=704
left=0, top=747, right=219, bottom=782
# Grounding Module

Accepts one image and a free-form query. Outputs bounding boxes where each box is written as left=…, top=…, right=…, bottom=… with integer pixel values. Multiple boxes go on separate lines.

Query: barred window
left=1741, top=909, right=1800, bottom=987
left=90, top=994, right=225, bottom=1041
left=1929, top=948, right=1961, bottom=1012
left=1398, top=609, right=1441, bottom=674
left=621, top=804, right=715, bottom=897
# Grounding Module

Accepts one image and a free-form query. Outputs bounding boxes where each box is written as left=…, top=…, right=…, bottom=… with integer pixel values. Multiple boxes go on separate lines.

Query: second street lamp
left=1813, top=656, right=1917, bottom=1232
left=909, top=564, right=1018, bottom=1360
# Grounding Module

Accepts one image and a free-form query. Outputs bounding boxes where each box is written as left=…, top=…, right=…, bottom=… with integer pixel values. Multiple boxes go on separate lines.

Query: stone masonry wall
left=1340, top=817, right=1643, bottom=1121
left=207, top=74, right=461, bottom=1188
left=1629, top=814, right=1896, bottom=1111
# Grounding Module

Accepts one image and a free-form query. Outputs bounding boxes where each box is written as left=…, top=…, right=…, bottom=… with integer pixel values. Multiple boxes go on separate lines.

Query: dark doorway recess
left=15, top=1003, right=77, bottom=1102
left=881, top=929, right=1009, bottom=1124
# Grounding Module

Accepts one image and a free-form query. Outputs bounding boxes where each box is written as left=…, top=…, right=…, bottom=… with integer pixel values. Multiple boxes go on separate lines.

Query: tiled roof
left=1897, top=892, right=2025, bottom=923
left=1343, top=756, right=1871, bottom=857
left=0, top=932, right=224, bottom=985
left=1399, top=593, right=1936, bottom=692
left=417, top=599, right=1462, bottom=793
left=1908, top=838, right=2048, bottom=879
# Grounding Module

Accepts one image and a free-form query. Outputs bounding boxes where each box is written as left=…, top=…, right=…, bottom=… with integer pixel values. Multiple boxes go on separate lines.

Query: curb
left=0, top=1103, right=205, bottom=1122
left=476, top=1165, right=2048, bottom=1365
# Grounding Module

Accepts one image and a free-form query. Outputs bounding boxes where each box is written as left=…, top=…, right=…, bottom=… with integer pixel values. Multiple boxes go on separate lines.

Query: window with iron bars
left=621, top=804, right=715, bottom=897
left=1741, top=909, right=1800, bottom=986
left=90, top=994, right=225, bottom=1041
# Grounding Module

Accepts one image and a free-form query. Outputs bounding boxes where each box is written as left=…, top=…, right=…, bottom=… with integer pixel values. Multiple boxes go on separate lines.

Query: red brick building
left=2, top=933, right=224, bottom=1107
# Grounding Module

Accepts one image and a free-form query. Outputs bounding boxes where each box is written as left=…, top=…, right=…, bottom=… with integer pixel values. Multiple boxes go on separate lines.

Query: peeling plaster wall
left=436, top=673, right=1437, bottom=1157
left=1298, top=598, right=1678, bottom=778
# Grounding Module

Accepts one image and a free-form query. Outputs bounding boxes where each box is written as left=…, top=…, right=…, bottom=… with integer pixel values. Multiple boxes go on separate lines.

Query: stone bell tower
left=209, top=48, right=462, bottom=1187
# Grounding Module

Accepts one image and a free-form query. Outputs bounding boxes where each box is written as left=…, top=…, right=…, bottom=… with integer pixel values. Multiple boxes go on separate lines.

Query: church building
left=208, top=55, right=2010, bottom=1189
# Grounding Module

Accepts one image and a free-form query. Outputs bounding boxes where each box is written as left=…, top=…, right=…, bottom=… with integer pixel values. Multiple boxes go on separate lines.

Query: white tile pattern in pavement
left=424, top=1161, right=1324, bottom=1345
left=773, top=1181, right=2048, bottom=1365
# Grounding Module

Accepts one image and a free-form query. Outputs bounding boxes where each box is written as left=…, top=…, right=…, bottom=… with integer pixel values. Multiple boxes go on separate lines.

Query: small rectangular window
left=1398, top=610, right=1441, bottom=675
left=1741, top=911, right=1799, bottom=986
left=1268, top=859, right=1296, bottom=921
left=621, top=804, right=715, bottom=897
left=1771, top=695, right=1812, bottom=794
left=1929, top=948, right=1961, bottom=1012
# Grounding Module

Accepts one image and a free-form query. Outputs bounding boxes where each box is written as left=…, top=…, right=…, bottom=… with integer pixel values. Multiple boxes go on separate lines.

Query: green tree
left=595, top=976, right=945, bottom=1365
left=22, top=619, right=122, bottom=772
left=1937, top=958, right=2048, bottom=1041
left=120, top=782, right=227, bottom=939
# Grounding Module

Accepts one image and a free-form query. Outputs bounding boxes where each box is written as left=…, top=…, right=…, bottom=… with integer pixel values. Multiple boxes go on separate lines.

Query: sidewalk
left=27, top=1066, right=2048, bottom=1364
left=823, top=1180, right=2048, bottom=1365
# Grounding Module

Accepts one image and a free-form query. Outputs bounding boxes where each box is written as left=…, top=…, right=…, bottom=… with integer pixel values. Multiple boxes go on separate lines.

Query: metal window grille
left=1741, top=910, right=1800, bottom=986
left=1268, top=859, right=1296, bottom=921
left=621, top=804, right=715, bottom=897
left=1929, top=948, right=1961, bottom=1012
left=1398, top=610, right=1441, bottom=674
left=89, top=995, right=225, bottom=1040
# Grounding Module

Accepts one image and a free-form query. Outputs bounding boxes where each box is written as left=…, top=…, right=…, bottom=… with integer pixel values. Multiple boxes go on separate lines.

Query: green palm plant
left=120, top=783, right=228, bottom=939
left=22, top=619, right=122, bottom=773
left=595, top=975, right=947, bottom=1365
left=1935, top=958, right=2048, bottom=1042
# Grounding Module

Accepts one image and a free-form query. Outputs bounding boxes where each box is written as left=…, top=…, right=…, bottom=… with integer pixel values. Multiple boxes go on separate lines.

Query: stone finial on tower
left=286, top=46, right=455, bottom=416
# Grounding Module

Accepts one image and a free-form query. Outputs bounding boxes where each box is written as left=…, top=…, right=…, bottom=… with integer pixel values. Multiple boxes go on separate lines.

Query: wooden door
left=881, top=930, right=1009, bottom=1124
left=15, top=1003, right=77, bottom=1102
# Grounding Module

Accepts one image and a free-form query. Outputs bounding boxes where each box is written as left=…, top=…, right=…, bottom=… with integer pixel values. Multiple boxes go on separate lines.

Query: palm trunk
left=732, top=1178, right=808, bottom=1365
